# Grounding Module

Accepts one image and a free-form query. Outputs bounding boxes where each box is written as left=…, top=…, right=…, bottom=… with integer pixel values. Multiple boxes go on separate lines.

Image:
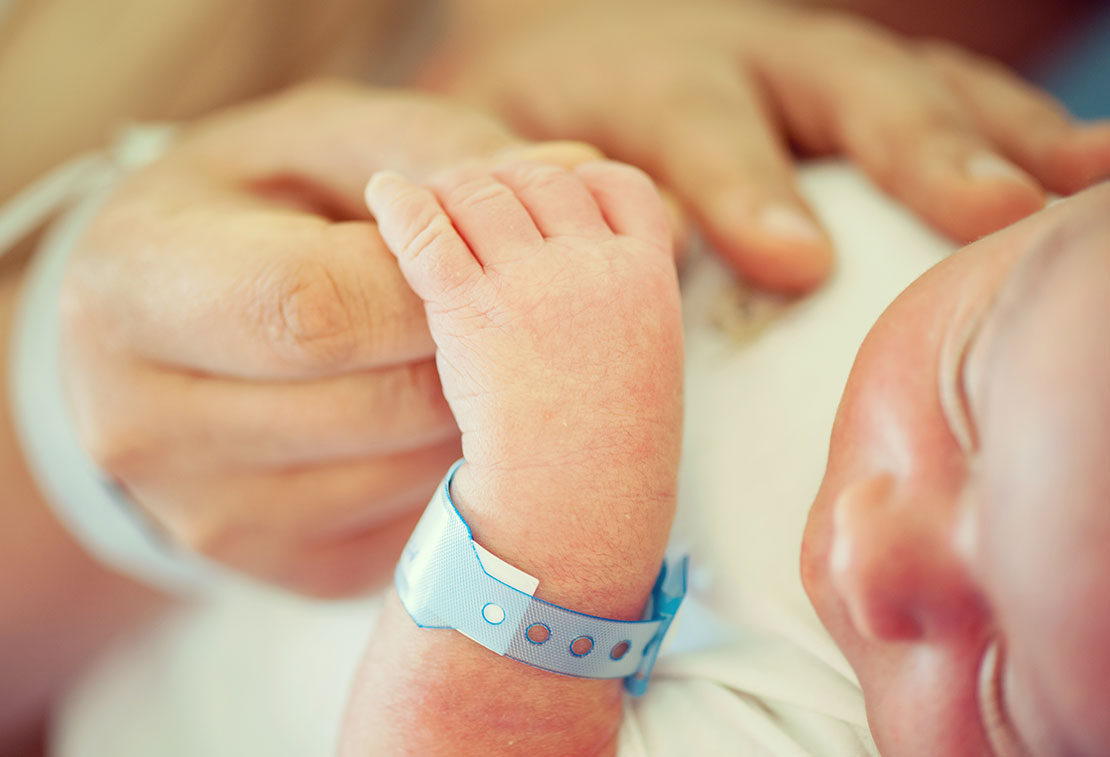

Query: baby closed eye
left=977, top=640, right=1031, bottom=757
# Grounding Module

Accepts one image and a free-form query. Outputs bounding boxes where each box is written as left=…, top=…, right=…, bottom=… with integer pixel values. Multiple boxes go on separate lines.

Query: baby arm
left=340, top=161, right=684, bottom=755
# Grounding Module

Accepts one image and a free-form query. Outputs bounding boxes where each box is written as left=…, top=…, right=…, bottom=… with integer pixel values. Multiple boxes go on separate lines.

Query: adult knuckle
left=263, top=255, right=359, bottom=370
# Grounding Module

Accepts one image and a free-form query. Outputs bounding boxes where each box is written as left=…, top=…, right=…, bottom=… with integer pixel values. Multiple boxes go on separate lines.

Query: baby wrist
left=395, top=460, right=687, bottom=695
left=449, top=460, right=678, bottom=620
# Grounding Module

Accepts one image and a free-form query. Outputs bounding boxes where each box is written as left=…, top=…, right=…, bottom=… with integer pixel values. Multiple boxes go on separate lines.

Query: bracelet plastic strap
left=395, top=460, right=687, bottom=696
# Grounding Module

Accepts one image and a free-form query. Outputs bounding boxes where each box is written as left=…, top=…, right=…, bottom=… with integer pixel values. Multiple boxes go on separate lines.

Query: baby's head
left=802, top=183, right=1110, bottom=755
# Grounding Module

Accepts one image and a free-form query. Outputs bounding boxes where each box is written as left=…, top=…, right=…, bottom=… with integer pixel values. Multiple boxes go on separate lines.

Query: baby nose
left=829, top=474, right=987, bottom=642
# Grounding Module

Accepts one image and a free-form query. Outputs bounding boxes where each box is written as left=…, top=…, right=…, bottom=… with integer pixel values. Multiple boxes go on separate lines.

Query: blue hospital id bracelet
left=394, top=460, right=687, bottom=696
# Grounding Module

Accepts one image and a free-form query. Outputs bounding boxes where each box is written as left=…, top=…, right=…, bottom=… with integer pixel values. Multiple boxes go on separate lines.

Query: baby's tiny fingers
left=365, top=171, right=482, bottom=303
left=429, top=169, right=544, bottom=266
left=574, top=161, right=672, bottom=254
left=493, top=162, right=610, bottom=239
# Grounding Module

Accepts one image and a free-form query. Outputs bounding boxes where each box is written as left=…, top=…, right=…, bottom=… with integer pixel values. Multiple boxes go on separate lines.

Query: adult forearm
left=0, top=266, right=168, bottom=750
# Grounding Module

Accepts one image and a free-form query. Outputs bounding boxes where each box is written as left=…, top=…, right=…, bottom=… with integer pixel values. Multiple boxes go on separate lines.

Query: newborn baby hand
left=366, top=161, right=683, bottom=609
left=366, top=161, right=682, bottom=481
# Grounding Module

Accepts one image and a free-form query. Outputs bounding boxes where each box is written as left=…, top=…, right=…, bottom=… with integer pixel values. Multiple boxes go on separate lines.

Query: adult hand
left=59, top=81, right=599, bottom=597
left=435, top=1, right=1110, bottom=292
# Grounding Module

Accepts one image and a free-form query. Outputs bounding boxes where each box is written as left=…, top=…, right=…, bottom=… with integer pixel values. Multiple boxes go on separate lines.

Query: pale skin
left=339, top=172, right=1110, bottom=754
left=31, top=1, right=1110, bottom=606
left=801, top=182, right=1110, bottom=756
left=60, top=83, right=605, bottom=597
left=12, top=2, right=1110, bottom=605
left=0, top=81, right=602, bottom=754
left=2, top=0, right=1110, bottom=751
left=434, top=0, right=1110, bottom=290
left=347, top=160, right=683, bottom=755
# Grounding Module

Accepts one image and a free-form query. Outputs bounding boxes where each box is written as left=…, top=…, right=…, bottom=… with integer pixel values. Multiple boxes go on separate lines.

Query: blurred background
left=2, top=0, right=1108, bottom=211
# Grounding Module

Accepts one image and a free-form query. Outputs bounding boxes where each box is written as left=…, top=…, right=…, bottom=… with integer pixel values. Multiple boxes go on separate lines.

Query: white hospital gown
left=52, top=163, right=953, bottom=756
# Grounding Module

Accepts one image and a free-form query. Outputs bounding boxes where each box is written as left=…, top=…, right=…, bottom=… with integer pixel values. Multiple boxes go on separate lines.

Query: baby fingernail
left=966, top=153, right=1031, bottom=184
left=760, top=204, right=823, bottom=243
left=365, top=171, right=409, bottom=208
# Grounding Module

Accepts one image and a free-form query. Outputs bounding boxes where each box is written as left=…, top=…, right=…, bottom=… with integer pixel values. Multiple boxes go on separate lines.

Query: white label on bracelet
left=473, top=542, right=540, bottom=596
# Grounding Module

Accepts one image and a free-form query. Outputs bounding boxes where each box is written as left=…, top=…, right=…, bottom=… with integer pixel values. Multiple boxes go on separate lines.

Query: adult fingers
left=129, top=441, right=461, bottom=597
left=175, top=81, right=527, bottom=215
left=66, top=172, right=434, bottom=380
left=66, top=341, right=457, bottom=478
left=759, top=19, right=1045, bottom=243
left=919, top=40, right=1110, bottom=195
left=130, top=438, right=457, bottom=548
left=622, top=59, right=833, bottom=292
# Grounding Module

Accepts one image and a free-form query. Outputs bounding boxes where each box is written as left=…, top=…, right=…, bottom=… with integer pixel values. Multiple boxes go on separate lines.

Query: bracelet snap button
left=481, top=603, right=505, bottom=625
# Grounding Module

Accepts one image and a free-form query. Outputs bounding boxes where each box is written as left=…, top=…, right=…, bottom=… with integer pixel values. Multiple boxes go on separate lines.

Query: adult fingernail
left=966, top=153, right=1033, bottom=185
left=759, top=204, right=824, bottom=243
